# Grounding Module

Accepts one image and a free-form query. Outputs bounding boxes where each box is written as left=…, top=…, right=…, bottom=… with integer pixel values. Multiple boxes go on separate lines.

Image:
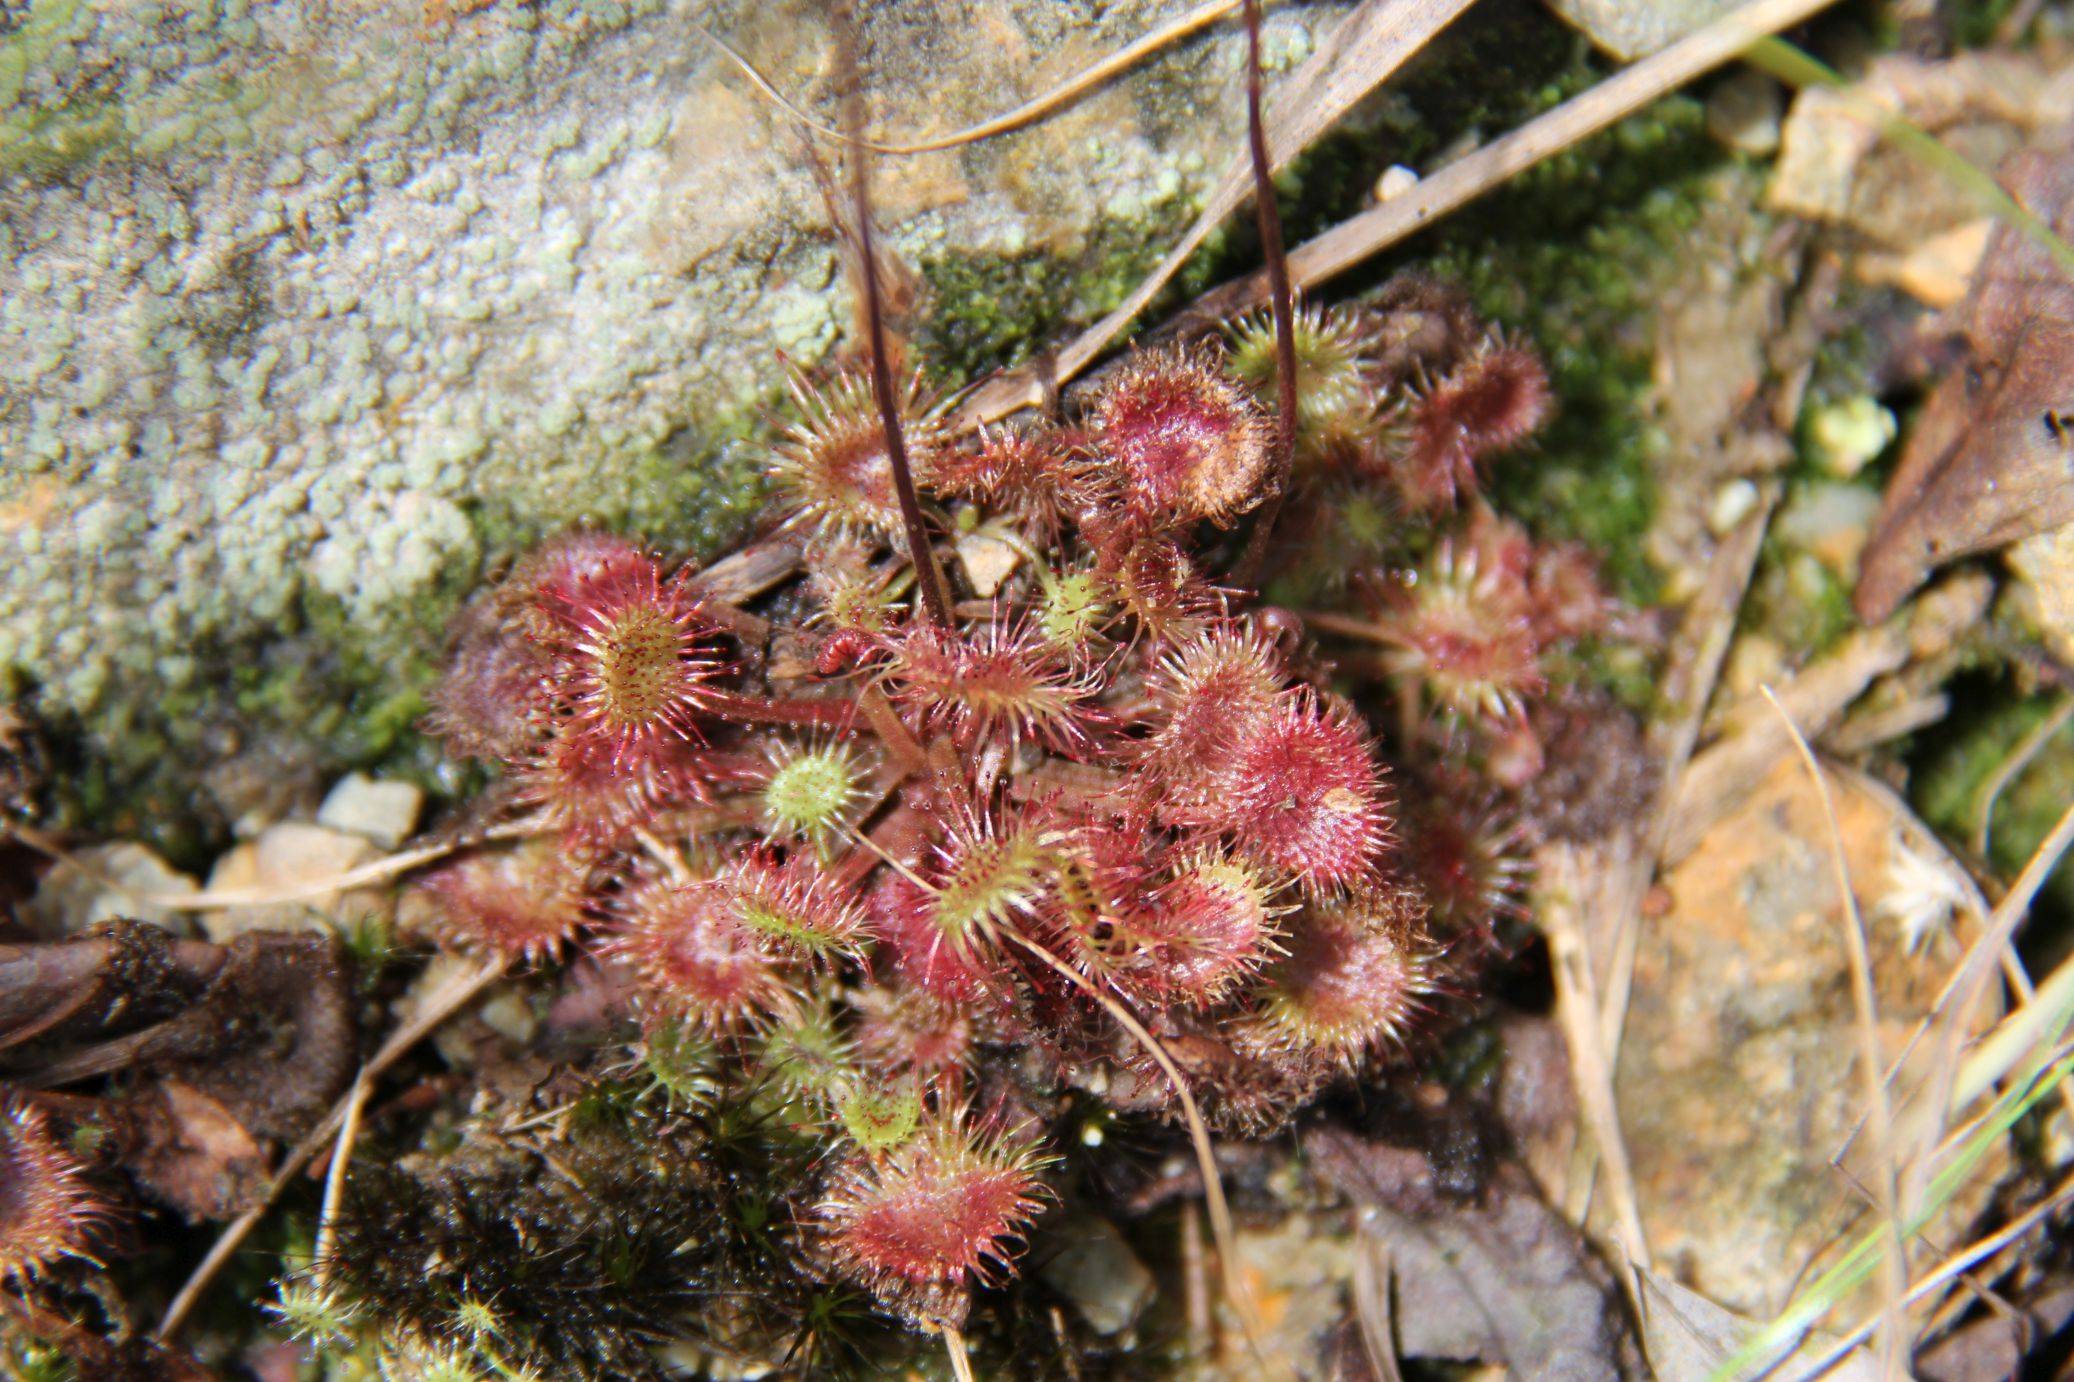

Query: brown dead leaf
left=129, top=1080, right=270, bottom=1222
left=1856, top=127, right=2074, bottom=621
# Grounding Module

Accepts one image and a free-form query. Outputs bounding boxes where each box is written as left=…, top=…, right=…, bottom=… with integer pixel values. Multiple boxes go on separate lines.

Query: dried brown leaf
left=1857, top=129, right=2074, bottom=621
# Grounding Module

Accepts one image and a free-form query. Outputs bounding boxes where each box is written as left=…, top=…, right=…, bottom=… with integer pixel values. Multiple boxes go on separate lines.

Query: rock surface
left=198, top=819, right=385, bottom=941
left=1621, top=756, right=2002, bottom=1317
left=0, top=0, right=1351, bottom=800
left=1543, top=0, right=1738, bottom=59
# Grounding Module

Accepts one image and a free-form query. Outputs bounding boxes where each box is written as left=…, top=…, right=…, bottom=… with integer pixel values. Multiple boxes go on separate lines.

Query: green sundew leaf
left=640, top=1019, right=717, bottom=1109
left=838, top=1083, right=923, bottom=1153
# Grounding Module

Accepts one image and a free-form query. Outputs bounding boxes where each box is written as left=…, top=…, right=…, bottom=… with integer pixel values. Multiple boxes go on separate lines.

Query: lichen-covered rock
left=0, top=0, right=1351, bottom=833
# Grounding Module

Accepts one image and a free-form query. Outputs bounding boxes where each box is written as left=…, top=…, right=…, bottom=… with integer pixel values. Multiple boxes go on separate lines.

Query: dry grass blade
left=1665, top=623, right=1911, bottom=865
left=632, top=825, right=696, bottom=885
left=312, top=1073, right=371, bottom=1277
left=955, top=0, right=1475, bottom=427
left=943, top=1325, right=978, bottom=1382
left=1823, top=766, right=2074, bottom=1134
left=1923, top=810, right=2074, bottom=1124
left=1184, top=0, right=1848, bottom=326
left=1537, top=846, right=1651, bottom=1277
left=1763, top=687, right=1910, bottom=1378
left=156, top=953, right=511, bottom=1339
left=1714, top=1042, right=2074, bottom=1378
left=1546, top=483, right=1777, bottom=1235
left=139, top=815, right=548, bottom=911
left=1911, top=800, right=2074, bottom=1154
left=141, top=842, right=454, bottom=911
left=1599, top=482, right=1779, bottom=1047
left=1352, top=1232, right=1406, bottom=1382
left=702, top=1, right=1239, bottom=156
left=1800, top=1168, right=2074, bottom=1379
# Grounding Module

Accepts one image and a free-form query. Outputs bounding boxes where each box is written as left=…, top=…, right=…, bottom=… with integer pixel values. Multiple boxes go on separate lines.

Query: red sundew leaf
left=819, top=1107, right=1054, bottom=1326
left=1088, top=345, right=1271, bottom=528
left=1219, top=692, right=1392, bottom=893
left=415, top=839, right=596, bottom=964
left=0, top=1094, right=114, bottom=1281
left=603, top=873, right=798, bottom=1033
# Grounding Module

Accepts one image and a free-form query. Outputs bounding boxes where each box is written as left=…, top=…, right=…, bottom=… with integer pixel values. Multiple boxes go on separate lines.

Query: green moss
left=914, top=186, right=1201, bottom=386
left=1911, top=681, right=2074, bottom=933
left=1947, top=0, right=2028, bottom=47
left=1422, top=91, right=1725, bottom=606
left=1742, top=532, right=1860, bottom=658
left=465, top=407, right=771, bottom=560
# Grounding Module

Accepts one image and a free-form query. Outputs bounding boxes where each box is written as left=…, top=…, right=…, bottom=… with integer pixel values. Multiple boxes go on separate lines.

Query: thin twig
left=832, top=2, right=955, bottom=628
left=1181, top=0, right=1848, bottom=328
left=702, top=1, right=1239, bottom=156
left=998, top=926, right=1280, bottom=1372
left=1764, top=687, right=1909, bottom=1378
left=1232, top=0, right=1301, bottom=587
left=312, top=1073, right=370, bottom=1277
left=157, top=954, right=511, bottom=1339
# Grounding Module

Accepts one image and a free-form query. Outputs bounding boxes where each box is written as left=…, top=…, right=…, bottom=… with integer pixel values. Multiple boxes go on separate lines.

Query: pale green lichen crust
left=0, top=0, right=1358, bottom=842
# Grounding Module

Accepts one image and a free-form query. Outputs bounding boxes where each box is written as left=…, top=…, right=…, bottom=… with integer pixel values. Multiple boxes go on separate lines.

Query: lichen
left=6, top=2, right=1377, bottom=856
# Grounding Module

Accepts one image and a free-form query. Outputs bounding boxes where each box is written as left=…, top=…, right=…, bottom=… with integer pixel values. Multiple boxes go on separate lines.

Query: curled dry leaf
left=1857, top=129, right=2074, bottom=622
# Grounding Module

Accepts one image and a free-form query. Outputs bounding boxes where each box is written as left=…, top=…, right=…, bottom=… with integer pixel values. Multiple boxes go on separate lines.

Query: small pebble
left=1707, top=477, right=1761, bottom=536
left=1038, top=1218, right=1156, bottom=1336
left=317, top=772, right=424, bottom=849
left=26, top=843, right=198, bottom=935
left=1804, top=396, right=1895, bottom=479
left=201, top=822, right=382, bottom=942
left=1705, top=69, right=1782, bottom=156
left=1374, top=164, right=1419, bottom=201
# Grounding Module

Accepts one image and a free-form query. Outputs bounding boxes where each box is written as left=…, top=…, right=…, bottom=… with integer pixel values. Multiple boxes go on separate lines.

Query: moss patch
left=1426, top=88, right=1726, bottom=606
left=914, top=184, right=1205, bottom=386
left=1910, top=679, right=2074, bottom=940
